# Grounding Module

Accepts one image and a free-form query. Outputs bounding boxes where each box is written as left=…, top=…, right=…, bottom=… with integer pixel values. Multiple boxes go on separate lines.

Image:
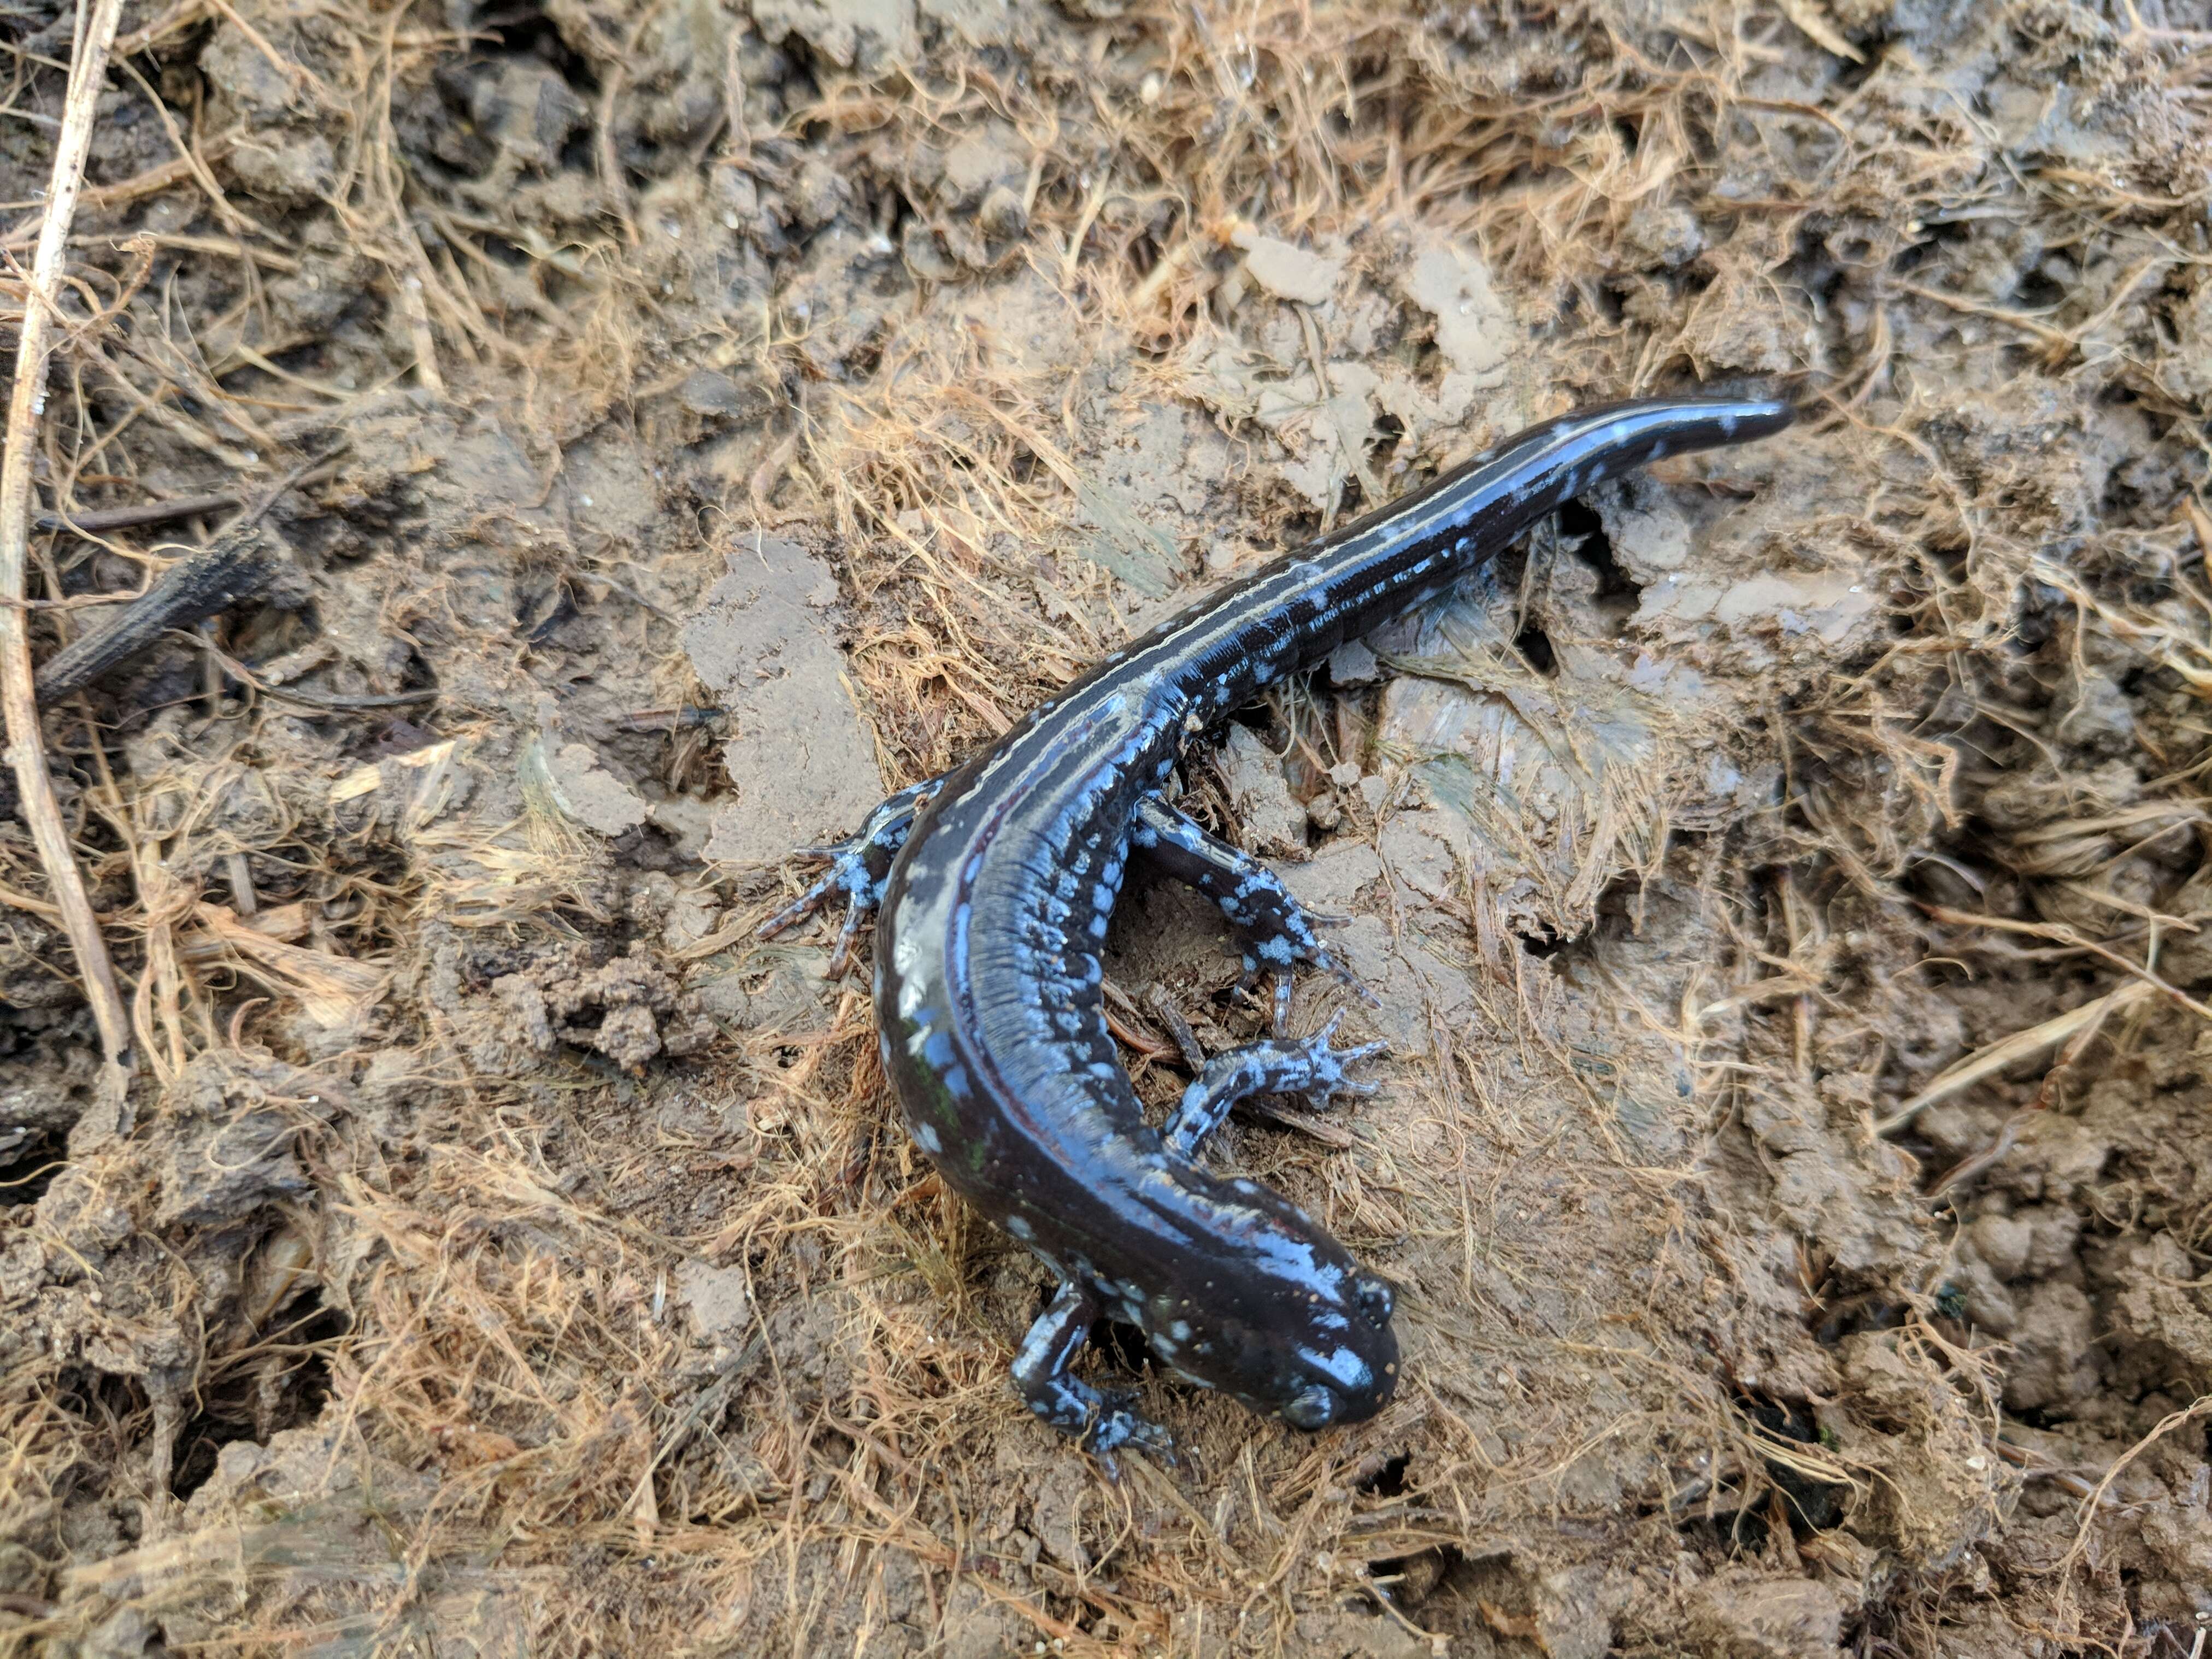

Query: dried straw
left=0, top=0, right=132, bottom=1093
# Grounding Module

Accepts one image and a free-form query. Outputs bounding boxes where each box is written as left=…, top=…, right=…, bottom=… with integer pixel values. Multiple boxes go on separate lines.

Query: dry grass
left=2, top=0, right=2211, bottom=1654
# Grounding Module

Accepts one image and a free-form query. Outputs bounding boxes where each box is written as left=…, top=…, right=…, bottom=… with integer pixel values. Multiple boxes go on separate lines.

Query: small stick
left=1100, top=976, right=1176, bottom=1061
left=33, top=530, right=278, bottom=702
left=1875, top=982, right=2154, bottom=1137
left=1927, top=984, right=2145, bottom=1196
left=0, top=143, right=237, bottom=245
left=1141, top=982, right=1208, bottom=1072
left=31, top=443, right=343, bottom=703
left=615, top=705, right=724, bottom=733
left=0, top=0, right=133, bottom=1085
left=113, top=0, right=208, bottom=56
left=189, top=635, right=438, bottom=710
left=36, top=490, right=241, bottom=534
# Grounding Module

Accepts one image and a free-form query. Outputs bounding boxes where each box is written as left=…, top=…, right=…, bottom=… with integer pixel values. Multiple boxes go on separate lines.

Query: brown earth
left=2, top=0, right=2210, bottom=1654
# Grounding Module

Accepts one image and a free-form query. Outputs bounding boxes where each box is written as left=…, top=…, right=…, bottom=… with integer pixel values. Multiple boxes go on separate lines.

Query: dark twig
left=1142, top=982, right=1209, bottom=1072
left=37, top=529, right=281, bottom=702
left=36, top=491, right=240, bottom=535
left=615, top=705, right=726, bottom=733
left=31, top=442, right=344, bottom=703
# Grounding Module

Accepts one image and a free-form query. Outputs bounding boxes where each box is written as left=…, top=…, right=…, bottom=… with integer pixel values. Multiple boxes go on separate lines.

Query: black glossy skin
left=842, top=398, right=1792, bottom=1450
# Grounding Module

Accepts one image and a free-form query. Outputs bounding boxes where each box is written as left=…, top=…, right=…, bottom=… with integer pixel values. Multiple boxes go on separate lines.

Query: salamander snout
left=1275, top=1320, right=1398, bottom=1431
left=1143, top=1187, right=1401, bottom=1431
left=1270, top=1270, right=1400, bottom=1431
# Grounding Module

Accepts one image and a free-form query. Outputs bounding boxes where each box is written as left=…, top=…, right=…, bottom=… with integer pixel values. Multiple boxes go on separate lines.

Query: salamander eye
left=1281, top=1385, right=1337, bottom=1430
left=1353, top=1274, right=1395, bottom=1326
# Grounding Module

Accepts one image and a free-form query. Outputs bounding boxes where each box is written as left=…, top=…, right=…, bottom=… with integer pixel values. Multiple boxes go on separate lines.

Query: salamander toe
left=1084, top=1390, right=1175, bottom=1476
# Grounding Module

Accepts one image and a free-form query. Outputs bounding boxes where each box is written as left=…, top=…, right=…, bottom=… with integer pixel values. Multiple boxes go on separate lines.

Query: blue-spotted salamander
left=761, top=396, right=1794, bottom=1461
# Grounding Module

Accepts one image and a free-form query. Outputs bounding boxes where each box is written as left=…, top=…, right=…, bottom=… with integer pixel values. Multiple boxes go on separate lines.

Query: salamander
left=761, top=395, right=1795, bottom=1461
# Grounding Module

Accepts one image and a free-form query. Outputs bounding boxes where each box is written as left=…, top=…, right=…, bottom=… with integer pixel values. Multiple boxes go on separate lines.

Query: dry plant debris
left=1, top=0, right=2211, bottom=1654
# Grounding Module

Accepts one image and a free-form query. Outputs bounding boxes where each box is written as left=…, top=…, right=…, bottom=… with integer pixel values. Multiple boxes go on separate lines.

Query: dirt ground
left=2, top=0, right=2210, bottom=1652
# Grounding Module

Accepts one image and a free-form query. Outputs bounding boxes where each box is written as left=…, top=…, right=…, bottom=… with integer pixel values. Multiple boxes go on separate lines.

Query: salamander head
left=1132, top=1182, right=1399, bottom=1431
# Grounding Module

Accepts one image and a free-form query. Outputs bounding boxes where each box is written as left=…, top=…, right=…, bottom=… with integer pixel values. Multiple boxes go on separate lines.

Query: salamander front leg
left=756, top=775, right=945, bottom=974
left=1013, top=1279, right=1173, bottom=1474
left=1164, top=1011, right=1387, bottom=1160
left=1129, top=796, right=1371, bottom=1020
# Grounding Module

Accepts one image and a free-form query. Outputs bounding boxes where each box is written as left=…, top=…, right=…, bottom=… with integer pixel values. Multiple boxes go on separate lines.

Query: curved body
left=858, top=397, right=1793, bottom=1443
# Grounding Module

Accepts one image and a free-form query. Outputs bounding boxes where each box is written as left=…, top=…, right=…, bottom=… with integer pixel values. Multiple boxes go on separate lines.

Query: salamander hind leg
left=1129, top=796, right=1369, bottom=1015
left=755, top=775, right=944, bottom=974
left=1165, top=1011, right=1387, bottom=1159
left=1013, top=1279, right=1174, bottom=1475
